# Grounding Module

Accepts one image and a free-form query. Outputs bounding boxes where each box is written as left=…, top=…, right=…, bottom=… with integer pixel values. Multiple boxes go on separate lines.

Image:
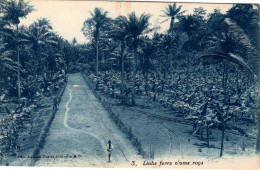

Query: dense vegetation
left=80, top=4, right=259, bottom=157
left=0, top=0, right=259, bottom=160
left=0, top=0, right=72, bottom=160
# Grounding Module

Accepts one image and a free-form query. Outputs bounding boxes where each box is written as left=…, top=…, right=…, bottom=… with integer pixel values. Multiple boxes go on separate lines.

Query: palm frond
left=160, top=18, right=170, bottom=24
left=224, top=18, right=255, bottom=53
left=0, top=49, right=16, bottom=71
left=1, top=0, right=34, bottom=25
left=197, top=52, right=257, bottom=80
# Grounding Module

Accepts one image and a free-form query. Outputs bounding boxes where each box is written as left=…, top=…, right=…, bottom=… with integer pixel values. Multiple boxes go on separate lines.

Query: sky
left=20, top=1, right=236, bottom=44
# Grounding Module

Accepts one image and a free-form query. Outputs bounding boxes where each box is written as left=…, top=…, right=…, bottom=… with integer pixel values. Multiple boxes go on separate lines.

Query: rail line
left=80, top=74, right=129, bottom=163
left=136, top=107, right=182, bottom=156
left=98, top=114, right=128, bottom=162
left=82, top=74, right=183, bottom=158
left=123, top=106, right=256, bottom=140
left=66, top=79, right=123, bottom=165
left=63, top=86, right=108, bottom=164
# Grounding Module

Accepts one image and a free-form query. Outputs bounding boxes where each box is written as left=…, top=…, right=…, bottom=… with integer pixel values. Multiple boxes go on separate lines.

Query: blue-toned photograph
left=0, top=0, right=259, bottom=169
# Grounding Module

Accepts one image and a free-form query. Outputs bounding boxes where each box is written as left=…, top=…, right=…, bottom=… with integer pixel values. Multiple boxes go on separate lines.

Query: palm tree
left=124, top=12, right=151, bottom=105
left=23, top=18, right=57, bottom=76
left=1, top=0, right=33, bottom=98
left=109, top=16, right=129, bottom=96
left=161, top=4, right=186, bottom=82
left=82, top=8, right=110, bottom=76
left=178, top=15, right=201, bottom=93
left=71, top=37, right=79, bottom=63
left=140, top=37, right=154, bottom=92
left=161, top=3, right=186, bottom=37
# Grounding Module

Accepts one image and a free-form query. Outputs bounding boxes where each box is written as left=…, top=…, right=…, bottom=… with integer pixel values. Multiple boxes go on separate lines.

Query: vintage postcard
left=0, top=0, right=259, bottom=169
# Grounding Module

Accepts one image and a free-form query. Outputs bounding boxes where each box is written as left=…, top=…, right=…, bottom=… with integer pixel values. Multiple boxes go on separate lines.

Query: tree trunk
left=207, top=127, right=209, bottom=146
left=203, top=60, right=206, bottom=84
left=131, top=47, right=137, bottom=105
left=220, top=126, right=225, bottom=157
left=121, top=57, right=124, bottom=93
left=170, top=49, right=174, bottom=79
left=223, top=64, right=228, bottom=104
left=16, top=24, right=21, bottom=99
left=120, top=42, right=125, bottom=95
left=170, top=18, right=174, bottom=38
left=96, top=37, right=99, bottom=76
left=186, top=54, right=190, bottom=93
left=162, top=64, right=166, bottom=92
left=145, top=72, right=148, bottom=92
left=257, top=109, right=260, bottom=153
left=200, top=127, right=203, bottom=140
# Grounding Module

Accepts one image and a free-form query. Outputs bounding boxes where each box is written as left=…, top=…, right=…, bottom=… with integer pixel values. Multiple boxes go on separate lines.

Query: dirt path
left=34, top=73, right=140, bottom=167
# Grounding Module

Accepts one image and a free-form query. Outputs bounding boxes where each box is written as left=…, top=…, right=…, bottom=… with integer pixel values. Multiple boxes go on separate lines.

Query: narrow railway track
left=135, top=107, right=182, bottom=157
left=62, top=81, right=126, bottom=165
left=123, top=106, right=256, bottom=140
left=80, top=75, right=129, bottom=164
left=62, top=87, right=108, bottom=164
left=98, top=116, right=128, bottom=162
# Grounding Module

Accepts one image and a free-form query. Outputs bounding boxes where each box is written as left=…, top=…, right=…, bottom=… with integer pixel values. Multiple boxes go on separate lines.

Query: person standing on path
left=107, top=140, right=114, bottom=162
left=53, top=96, right=59, bottom=111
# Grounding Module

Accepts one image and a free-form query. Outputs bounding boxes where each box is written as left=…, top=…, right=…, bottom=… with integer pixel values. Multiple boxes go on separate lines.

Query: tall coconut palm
left=161, top=3, right=186, bottom=81
left=1, top=0, right=33, bottom=98
left=124, top=12, right=151, bottom=105
left=23, top=18, right=57, bottom=76
left=82, top=8, right=110, bottom=76
left=140, top=37, right=154, bottom=92
left=161, top=3, right=186, bottom=37
left=109, top=16, right=129, bottom=96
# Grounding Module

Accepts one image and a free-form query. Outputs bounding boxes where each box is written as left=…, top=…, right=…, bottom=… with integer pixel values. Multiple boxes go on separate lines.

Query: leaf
left=197, top=52, right=257, bottom=81
left=224, top=18, right=254, bottom=53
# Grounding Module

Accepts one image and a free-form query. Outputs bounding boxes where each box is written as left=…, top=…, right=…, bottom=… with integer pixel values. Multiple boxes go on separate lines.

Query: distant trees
left=178, top=15, right=201, bottom=93
left=124, top=12, right=151, bottom=105
left=82, top=8, right=110, bottom=76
